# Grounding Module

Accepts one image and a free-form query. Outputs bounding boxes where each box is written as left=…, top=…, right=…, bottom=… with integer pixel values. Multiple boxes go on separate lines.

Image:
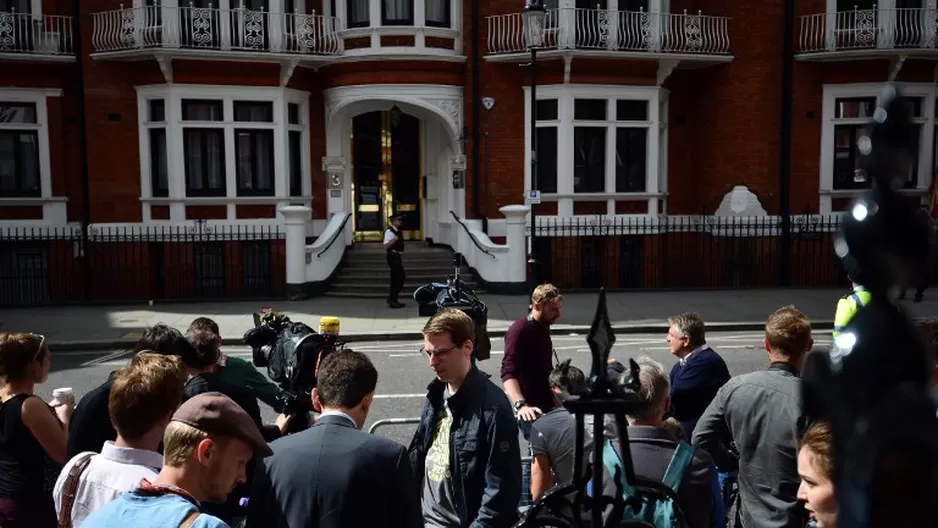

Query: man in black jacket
left=246, top=349, right=421, bottom=528
left=66, top=324, right=194, bottom=459
left=409, top=308, right=522, bottom=528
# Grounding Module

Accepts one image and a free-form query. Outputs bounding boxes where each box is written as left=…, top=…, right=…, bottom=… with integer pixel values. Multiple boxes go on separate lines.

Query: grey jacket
left=691, top=363, right=807, bottom=528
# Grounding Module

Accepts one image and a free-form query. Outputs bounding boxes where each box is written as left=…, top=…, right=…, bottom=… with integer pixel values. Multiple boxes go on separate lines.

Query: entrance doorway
left=350, top=108, right=422, bottom=242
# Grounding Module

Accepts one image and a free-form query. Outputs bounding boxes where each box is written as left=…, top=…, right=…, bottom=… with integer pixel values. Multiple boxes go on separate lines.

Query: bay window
left=821, top=84, right=936, bottom=213
left=136, top=85, right=311, bottom=221
left=525, top=85, right=665, bottom=216
left=0, top=102, right=40, bottom=198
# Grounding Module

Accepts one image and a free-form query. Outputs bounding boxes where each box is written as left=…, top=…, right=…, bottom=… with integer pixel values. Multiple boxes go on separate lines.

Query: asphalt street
left=41, top=330, right=833, bottom=447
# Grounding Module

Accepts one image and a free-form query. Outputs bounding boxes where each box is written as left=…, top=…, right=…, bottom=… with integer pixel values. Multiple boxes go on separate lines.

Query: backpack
left=602, top=439, right=694, bottom=528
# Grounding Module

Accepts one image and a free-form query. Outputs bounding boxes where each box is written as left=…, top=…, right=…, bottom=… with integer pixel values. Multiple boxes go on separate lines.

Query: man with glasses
left=408, top=308, right=521, bottom=528
left=501, top=284, right=563, bottom=440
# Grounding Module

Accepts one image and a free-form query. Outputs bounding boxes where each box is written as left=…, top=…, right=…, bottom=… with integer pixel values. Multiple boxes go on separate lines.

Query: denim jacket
left=408, top=366, right=522, bottom=528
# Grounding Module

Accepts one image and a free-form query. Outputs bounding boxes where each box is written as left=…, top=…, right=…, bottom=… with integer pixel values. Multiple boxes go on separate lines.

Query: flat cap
left=172, top=392, right=273, bottom=457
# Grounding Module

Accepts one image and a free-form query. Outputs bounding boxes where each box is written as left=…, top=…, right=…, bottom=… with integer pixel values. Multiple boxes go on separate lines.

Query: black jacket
left=246, top=414, right=422, bottom=528
left=408, top=366, right=522, bottom=528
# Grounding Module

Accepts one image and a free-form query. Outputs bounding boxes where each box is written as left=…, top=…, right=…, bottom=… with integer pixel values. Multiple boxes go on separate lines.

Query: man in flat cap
left=81, top=392, right=272, bottom=528
left=383, top=212, right=407, bottom=309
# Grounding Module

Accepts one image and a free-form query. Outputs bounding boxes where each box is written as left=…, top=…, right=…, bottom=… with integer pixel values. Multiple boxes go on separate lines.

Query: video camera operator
left=243, top=310, right=345, bottom=435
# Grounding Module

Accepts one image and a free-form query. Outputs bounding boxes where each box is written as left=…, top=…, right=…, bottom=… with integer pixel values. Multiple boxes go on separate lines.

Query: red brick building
left=1, top=0, right=935, bottom=301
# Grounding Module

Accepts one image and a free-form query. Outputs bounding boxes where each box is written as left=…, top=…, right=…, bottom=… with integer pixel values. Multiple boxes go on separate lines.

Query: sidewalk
left=4, top=288, right=938, bottom=351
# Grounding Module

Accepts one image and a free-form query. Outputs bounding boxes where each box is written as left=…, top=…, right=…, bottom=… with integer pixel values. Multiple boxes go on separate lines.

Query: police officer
left=384, top=213, right=406, bottom=309
left=833, top=274, right=872, bottom=339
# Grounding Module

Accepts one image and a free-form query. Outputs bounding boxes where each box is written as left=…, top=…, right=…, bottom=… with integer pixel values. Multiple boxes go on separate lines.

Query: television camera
left=243, top=309, right=344, bottom=429
left=413, top=252, right=492, bottom=360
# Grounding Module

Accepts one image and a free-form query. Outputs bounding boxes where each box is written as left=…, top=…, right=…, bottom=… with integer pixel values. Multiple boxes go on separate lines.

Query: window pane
left=234, top=101, right=274, bottom=123
left=148, top=99, right=165, bottom=122
left=347, top=0, right=369, bottom=26
left=901, top=96, right=923, bottom=118
left=184, top=128, right=226, bottom=196
left=0, top=131, right=40, bottom=197
left=182, top=99, right=224, bottom=121
left=288, top=103, right=300, bottom=125
left=536, top=99, right=558, bottom=121
left=236, top=129, right=275, bottom=196
left=383, top=0, right=413, bottom=24
left=149, top=128, right=168, bottom=197
left=574, top=127, right=606, bottom=193
left=574, top=99, right=607, bottom=121
left=289, top=130, right=303, bottom=197
left=425, top=0, right=450, bottom=26
left=535, top=126, right=557, bottom=193
left=616, top=100, right=648, bottom=121
left=832, top=124, right=868, bottom=190
left=615, top=128, right=647, bottom=192
left=835, top=97, right=876, bottom=119
left=0, top=103, right=38, bottom=124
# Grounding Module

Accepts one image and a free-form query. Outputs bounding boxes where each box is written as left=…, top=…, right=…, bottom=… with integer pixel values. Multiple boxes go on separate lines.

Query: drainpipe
left=471, top=0, right=486, bottom=233
left=779, top=0, right=794, bottom=287
left=72, top=0, right=92, bottom=294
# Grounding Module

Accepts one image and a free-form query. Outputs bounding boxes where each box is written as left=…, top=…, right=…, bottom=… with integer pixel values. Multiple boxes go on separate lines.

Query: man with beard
left=501, top=284, right=563, bottom=440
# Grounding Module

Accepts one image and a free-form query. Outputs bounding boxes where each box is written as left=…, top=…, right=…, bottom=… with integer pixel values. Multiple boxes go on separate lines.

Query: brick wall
left=3, top=0, right=934, bottom=225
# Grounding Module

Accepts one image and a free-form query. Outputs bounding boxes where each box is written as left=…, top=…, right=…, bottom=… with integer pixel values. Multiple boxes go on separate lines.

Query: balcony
left=0, top=11, right=75, bottom=61
left=798, top=7, right=938, bottom=63
left=90, top=5, right=341, bottom=82
left=486, top=8, right=731, bottom=83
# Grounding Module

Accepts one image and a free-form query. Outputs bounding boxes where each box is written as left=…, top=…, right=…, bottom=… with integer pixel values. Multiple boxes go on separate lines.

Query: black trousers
left=387, top=251, right=405, bottom=302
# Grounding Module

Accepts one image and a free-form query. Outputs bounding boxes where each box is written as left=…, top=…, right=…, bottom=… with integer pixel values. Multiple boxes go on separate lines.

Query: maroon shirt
left=500, top=315, right=556, bottom=412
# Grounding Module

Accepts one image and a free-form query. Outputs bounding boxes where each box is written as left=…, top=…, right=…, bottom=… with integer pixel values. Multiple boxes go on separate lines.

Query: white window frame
left=135, top=84, right=311, bottom=223
left=523, top=84, right=668, bottom=217
left=325, top=0, right=462, bottom=56
left=0, top=88, right=66, bottom=225
left=819, top=82, right=937, bottom=214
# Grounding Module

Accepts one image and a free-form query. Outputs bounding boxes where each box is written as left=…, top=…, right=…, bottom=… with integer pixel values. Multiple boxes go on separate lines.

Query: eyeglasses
left=32, top=333, right=46, bottom=362
left=421, top=346, right=457, bottom=359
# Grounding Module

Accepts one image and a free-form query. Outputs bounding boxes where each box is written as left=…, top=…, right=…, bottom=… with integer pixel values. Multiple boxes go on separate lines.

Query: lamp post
left=523, top=0, right=546, bottom=293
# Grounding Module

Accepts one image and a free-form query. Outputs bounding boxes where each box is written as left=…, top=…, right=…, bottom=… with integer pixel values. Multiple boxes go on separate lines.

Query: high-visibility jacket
left=832, top=287, right=872, bottom=338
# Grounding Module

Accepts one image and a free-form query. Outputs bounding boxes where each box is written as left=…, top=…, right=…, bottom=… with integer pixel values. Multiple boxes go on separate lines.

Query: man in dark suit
left=245, top=349, right=422, bottom=528
left=666, top=312, right=731, bottom=442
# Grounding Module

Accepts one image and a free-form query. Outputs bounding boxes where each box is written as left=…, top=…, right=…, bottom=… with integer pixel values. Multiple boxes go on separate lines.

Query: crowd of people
left=1, top=283, right=933, bottom=528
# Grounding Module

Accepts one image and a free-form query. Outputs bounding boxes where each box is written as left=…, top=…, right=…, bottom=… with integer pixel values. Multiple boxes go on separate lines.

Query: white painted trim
left=135, top=84, right=312, bottom=222
left=522, top=84, right=669, bottom=217
left=819, top=82, right=937, bottom=214
left=0, top=87, right=67, bottom=223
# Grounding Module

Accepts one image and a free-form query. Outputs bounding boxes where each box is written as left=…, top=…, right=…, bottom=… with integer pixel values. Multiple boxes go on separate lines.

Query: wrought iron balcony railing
left=91, top=4, right=341, bottom=56
left=799, top=7, right=938, bottom=54
left=0, top=11, right=74, bottom=57
left=486, top=8, right=731, bottom=56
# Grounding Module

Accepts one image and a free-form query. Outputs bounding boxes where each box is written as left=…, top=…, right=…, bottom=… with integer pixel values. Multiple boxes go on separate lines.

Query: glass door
left=350, top=109, right=423, bottom=242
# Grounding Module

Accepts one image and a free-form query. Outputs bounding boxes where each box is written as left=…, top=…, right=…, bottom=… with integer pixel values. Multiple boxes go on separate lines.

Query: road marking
left=374, top=393, right=425, bottom=399
left=81, top=349, right=132, bottom=367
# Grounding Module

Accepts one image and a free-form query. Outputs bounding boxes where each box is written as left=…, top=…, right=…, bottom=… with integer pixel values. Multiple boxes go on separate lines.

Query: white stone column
left=500, top=204, right=530, bottom=285
left=280, top=205, right=311, bottom=299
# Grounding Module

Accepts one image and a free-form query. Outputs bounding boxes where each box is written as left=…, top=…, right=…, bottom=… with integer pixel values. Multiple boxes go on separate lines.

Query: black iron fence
left=532, top=214, right=850, bottom=291
left=0, top=224, right=285, bottom=307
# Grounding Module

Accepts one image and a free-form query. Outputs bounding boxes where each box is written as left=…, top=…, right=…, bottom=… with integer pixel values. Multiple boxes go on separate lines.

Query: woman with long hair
left=0, top=333, right=73, bottom=528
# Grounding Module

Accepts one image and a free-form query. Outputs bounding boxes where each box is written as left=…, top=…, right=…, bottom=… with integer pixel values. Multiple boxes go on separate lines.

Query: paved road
left=42, top=330, right=833, bottom=447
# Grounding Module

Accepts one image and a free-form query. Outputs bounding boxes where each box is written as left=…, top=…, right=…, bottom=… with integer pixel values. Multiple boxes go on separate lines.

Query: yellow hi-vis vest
left=832, top=287, right=872, bottom=338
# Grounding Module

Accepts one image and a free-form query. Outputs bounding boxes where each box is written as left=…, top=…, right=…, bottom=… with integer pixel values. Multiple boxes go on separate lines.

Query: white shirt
left=383, top=228, right=397, bottom=245
left=679, top=344, right=708, bottom=366
left=53, top=441, right=163, bottom=527
left=319, top=410, right=357, bottom=428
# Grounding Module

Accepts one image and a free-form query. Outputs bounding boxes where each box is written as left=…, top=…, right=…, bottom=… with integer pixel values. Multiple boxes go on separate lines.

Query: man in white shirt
left=54, top=352, right=187, bottom=526
left=383, top=213, right=407, bottom=309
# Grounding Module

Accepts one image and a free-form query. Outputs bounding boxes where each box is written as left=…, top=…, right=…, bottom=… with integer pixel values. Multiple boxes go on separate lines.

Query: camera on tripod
left=243, top=309, right=344, bottom=418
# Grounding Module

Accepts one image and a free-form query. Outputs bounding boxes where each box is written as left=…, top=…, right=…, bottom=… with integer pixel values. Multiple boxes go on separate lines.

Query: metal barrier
left=367, top=417, right=421, bottom=434
left=368, top=416, right=536, bottom=509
